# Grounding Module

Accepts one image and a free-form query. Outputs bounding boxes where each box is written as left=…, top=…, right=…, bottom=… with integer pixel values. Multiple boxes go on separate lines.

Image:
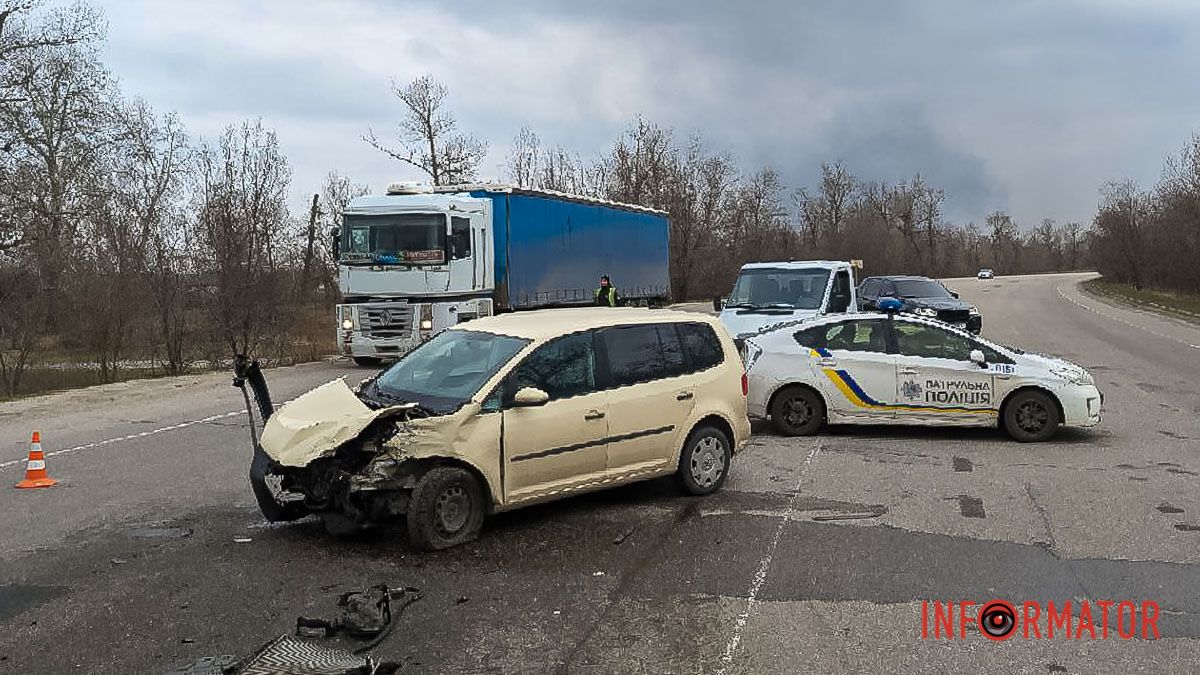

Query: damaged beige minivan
left=235, top=308, right=750, bottom=550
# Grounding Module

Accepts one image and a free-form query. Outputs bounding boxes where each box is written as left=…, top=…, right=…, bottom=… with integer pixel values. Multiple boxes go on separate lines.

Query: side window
left=793, top=325, right=828, bottom=349
left=511, top=332, right=596, bottom=401
left=828, top=270, right=852, bottom=312
left=679, top=322, right=724, bottom=372
left=658, top=325, right=687, bottom=378
left=860, top=279, right=878, bottom=299
left=894, top=321, right=974, bottom=361
left=823, top=320, right=888, bottom=353
left=602, top=324, right=679, bottom=387
left=480, top=385, right=503, bottom=413
left=451, top=216, right=471, bottom=260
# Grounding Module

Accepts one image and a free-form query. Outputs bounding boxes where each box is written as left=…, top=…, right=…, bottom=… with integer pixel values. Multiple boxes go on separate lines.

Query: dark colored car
left=858, top=275, right=982, bottom=334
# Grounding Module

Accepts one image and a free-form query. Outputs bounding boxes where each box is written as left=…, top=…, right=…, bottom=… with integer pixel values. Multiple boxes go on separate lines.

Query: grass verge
left=1082, top=278, right=1200, bottom=324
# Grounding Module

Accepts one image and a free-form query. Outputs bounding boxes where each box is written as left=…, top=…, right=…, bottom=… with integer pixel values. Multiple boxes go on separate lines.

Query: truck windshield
left=371, top=330, right=530, bottom=414
left=341, top=213, right=448, bottom=265
left=892, top=279, right=951, bottom=299
left=726, top=268, right=831, bottom=310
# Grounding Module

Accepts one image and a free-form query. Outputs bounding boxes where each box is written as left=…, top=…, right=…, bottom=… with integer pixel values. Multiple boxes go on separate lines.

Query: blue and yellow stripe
left=809, top=350, right=995, bottom=415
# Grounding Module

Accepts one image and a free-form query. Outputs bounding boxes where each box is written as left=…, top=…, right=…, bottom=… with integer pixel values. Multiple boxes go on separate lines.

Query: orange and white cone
left=15, top=431, right=57, bottom=489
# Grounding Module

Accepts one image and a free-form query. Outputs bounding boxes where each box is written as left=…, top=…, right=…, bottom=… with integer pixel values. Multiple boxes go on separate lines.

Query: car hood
left=260, top=378, right=421, bottom=467
left=719, top=308, right=821, bottom=339
left=1014, top=352, right=1091, bottom=380
left=900, top=297, right=971, bottom=311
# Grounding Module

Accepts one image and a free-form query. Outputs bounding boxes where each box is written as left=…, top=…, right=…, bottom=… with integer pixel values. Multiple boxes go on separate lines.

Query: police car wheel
left=771, top=385, right=825, bottom=436
left=406, top=467, right=486, bottom=551
left=1003, top=390, right=1060, bottom=442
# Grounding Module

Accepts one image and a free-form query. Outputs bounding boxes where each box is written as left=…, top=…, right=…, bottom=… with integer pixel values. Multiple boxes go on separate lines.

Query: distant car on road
left=978, top=268, right=995, bottom=279
left=243, top=308, right=750, bottom=550
left=858, top=275, right=982, bottom=334
left=741, top=309, right=1102, bottom=442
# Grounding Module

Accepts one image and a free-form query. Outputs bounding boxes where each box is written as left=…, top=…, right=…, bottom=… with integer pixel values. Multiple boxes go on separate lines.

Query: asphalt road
left=3, top=272, right=1200, bottom=674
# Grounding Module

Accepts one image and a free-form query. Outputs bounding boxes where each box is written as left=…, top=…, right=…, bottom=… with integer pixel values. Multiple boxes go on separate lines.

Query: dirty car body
left=243, top=308, right=751, bottom=548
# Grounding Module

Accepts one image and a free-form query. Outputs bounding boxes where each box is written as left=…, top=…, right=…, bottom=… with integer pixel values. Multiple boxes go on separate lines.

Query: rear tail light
left=741, top=372, right=748, bottom=397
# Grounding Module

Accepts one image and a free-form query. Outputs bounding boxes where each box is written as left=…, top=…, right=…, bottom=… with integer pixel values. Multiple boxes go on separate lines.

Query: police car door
left=802, top=318, right=897, bottom=421
left=890, top=318, right=997, bottom=425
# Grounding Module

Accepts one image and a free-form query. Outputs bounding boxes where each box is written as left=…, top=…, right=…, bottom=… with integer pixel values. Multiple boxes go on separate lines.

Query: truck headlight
left=742, top=340, right=763, bottom=371
left=420, top=319, right=433, bottom=330
left=342, top=319, right=354, bottom=330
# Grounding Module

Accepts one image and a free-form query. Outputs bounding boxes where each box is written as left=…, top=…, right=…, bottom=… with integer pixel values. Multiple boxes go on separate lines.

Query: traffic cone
left=15, top=431, right=57, bottom=489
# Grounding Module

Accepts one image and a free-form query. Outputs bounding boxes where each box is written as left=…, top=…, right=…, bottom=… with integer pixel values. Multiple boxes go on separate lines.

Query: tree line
left=1090, top=135, right=1200, bottom=295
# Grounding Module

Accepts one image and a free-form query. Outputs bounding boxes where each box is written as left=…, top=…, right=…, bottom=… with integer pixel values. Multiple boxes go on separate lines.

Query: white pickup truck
left=714, top=260, right=859, bottom=339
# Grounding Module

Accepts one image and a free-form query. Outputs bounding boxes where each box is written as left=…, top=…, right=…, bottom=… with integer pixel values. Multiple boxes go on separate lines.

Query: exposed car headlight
left=913, top=307, right=937, bottom=317
left=342, top=319, right=354, bottom=330
left=968, top=306, right=980, bottom=316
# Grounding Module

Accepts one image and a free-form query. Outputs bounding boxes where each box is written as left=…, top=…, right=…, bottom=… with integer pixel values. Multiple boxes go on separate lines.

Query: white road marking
left=1056, top=285, right=1200, bottom=349
left=1, top=410, right=244, bottom=469
left=717, top=443, right=822, bottom=674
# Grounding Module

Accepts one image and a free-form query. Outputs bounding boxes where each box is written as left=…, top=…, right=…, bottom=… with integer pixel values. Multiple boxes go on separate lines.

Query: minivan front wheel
left=407, top=467, right=486, bottom=551
left=676, top=425, right=732, bottom=496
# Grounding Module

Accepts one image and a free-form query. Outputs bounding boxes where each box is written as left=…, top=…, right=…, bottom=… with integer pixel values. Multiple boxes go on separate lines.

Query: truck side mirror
left=712, top=296, right=724, bottom=312
left=329, top=227, right=341, bottom=258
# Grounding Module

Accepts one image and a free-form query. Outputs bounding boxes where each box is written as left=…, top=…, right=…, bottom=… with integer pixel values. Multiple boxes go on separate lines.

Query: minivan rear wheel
left=407, top=467, right=486, bottom=551
left=675, top=425, right=732, bottom=496
left=771, top=385, right=825, bottom=436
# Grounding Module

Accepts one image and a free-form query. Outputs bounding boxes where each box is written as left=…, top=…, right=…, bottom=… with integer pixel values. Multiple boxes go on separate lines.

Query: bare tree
left=505, top=126, right=540, bottom=188
left=314, top=170, right=368, bottom=299
left=364, top=74, right=486, bottom=186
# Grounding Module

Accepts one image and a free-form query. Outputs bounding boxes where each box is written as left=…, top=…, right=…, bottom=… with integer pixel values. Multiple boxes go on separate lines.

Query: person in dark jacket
left=594, top=275, right=618, bottom=307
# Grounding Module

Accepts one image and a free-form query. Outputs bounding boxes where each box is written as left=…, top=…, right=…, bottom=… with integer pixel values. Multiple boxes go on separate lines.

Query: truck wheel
left=249, top=444, right=310, bottom=522
left=771, top=385, right=825, bottom=436
left=406, top=467, right=486, bottom=551
left=353, top=356, right=383, bottom=368
left=1003, top=390, right=1060, bottom=442
left=675, top=425, right=731, bottom=496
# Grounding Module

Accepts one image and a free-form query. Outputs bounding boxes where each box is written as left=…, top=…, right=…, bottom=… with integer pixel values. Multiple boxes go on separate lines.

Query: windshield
left=341, top=213, right=448, bottom=265
left=892, top=279, right=951, bottom=299
left=727, top=268, right=831, bottom=310
left=372, top=330, right=530, bottom=413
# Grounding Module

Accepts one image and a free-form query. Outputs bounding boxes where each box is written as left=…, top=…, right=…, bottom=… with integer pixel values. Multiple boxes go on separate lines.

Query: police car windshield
left=892, top=279, right=951, bottom=299
left=727, top=268, right=831, bottom=309
left=373, top=330, right=530, bottom=413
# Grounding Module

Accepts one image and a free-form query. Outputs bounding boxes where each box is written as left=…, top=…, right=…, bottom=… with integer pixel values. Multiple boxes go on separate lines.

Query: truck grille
left=362, top=305, right=413, bottom=338
left=938, top=309, right=970, bottom=323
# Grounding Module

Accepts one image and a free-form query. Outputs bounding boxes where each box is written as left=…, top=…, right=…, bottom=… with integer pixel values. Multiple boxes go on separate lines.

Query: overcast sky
left=100, top=0, right=1200, bottom=227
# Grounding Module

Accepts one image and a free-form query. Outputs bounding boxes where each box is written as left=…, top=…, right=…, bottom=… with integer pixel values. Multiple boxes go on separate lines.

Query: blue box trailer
left=462, top=187, right=671, bottom=309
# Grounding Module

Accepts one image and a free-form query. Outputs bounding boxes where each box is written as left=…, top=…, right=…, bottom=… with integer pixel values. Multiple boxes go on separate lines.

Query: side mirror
left=513, top=387, right=550, bottom=407
left=969, top=349, right=986, bottom=368
left=712, top=296, right=725, bottom=312
left=329, top=226, right=341, bottom=259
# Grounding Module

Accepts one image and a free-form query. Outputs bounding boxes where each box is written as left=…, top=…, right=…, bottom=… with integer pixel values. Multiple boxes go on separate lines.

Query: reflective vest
left=594, top=286, right=617, bottom=306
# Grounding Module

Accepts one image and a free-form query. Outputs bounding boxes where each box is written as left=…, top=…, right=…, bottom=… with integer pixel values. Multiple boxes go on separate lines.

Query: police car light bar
left=878, top=297, right=903, bottom=312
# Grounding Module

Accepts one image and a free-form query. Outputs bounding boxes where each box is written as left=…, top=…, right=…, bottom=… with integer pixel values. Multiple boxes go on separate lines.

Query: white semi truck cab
left=335, top=183, right=496, bottom=366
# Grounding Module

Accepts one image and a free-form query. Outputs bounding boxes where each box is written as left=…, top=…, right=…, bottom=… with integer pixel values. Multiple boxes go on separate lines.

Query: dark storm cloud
left=101, top=0, right=1200, bottom=225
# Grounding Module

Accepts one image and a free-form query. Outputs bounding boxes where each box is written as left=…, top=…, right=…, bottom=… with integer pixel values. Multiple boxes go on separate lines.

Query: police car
left=741, top=299, right=1102, bottom=442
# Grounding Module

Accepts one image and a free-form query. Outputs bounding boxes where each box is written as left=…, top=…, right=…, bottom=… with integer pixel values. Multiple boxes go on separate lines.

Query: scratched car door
left=807, top=318, right=897, bottom=420
left=891, top=319, right=997, bottom=424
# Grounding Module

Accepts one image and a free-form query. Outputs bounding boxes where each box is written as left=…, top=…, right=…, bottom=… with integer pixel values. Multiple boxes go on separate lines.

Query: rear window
left=602, top=324, right=689, bottom=387
left=678, top=322, right=724, bottom=372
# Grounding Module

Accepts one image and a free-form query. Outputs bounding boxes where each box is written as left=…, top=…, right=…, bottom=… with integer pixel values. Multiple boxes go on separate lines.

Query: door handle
left=899, top=368, right=918, bottom=375
left=584, top=410, right=606, bottom=420
left=676, top=391, right=694, bottom=401
left=817, top=358, right=837, bottom=367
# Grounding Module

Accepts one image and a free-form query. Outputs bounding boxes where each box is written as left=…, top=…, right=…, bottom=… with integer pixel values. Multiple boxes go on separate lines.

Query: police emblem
left=901, top=379, right=923, bottom=401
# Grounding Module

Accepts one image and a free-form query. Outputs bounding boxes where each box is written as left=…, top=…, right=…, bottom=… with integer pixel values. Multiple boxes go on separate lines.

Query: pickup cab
left=714, top=261, right=859, bottom=339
